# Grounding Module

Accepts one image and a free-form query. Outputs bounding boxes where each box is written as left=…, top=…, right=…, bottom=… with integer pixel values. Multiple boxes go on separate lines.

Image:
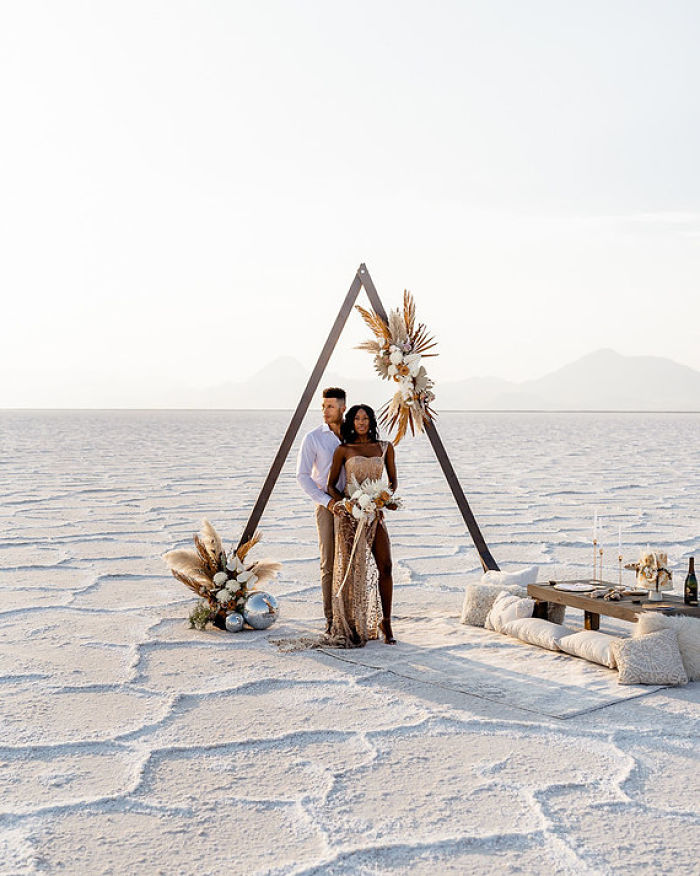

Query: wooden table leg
left=584, top=611, right=600, bottom=631
left=533, top=601, right=549, bottom=620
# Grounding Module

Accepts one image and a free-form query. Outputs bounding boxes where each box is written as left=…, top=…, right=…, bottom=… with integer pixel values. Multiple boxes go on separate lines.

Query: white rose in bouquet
left=213, top=571, right=229, bottom=587
left=389, top=348, right=404, bottom=366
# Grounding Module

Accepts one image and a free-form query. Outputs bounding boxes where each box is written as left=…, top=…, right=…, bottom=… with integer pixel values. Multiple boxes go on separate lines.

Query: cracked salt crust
left=1, top=410, right=699, bottom=875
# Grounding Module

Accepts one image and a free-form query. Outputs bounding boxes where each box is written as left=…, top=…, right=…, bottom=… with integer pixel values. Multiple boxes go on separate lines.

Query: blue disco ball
left=242, top=591, right=279, bottom=630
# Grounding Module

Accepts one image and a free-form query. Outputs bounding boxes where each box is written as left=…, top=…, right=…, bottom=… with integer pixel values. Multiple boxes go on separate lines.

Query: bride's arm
left=385, top=443, right=397, bottom=492
left=326, top=446, right=346, bottom=504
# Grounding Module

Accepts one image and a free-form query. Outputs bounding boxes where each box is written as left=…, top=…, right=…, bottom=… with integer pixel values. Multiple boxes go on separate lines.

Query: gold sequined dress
left=326, top=451, right=386, bottom=648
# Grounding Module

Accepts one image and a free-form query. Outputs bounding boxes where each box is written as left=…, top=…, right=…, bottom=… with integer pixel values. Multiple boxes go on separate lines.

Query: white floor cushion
left=612, top=629, right=688, bottom=686
left=485, top=592, right=534, bottom=633
left=559, top=630, right=618, bottom=669
left=461, top=581, right=527, bottom=627
left=481, top=565, right=539, bottom=590
left=502, top=617, right=571, bottom=651
left=634, top=612, right=700, bottom=681
left=461, top=565, right=538, bottom=627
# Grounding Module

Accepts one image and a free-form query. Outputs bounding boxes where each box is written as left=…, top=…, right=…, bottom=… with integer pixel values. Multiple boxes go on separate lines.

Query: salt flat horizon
left=1, top=410, right=698, bottom=874
left=4, top=407, right=700, bottom=413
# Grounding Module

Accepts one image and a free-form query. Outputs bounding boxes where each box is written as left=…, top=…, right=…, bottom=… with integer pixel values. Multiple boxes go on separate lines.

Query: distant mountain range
left=175, top=348, right=700, bottom=411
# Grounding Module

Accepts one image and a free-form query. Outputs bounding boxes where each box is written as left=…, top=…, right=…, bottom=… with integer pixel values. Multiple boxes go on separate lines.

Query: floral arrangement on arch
left=356, top=291, right=437, bottom=443
left=163, top=520, right=281, bottom=629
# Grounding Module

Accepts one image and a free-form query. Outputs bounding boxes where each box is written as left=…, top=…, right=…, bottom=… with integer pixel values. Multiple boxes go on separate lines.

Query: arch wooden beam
left=237, top=264, right=499, bottom=573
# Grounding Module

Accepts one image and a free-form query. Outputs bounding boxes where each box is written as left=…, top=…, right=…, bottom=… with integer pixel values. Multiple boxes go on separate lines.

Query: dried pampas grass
left=162, top=549, right=212, bottom=590
left=250, top=559, right=283, bottom=585
left=198, top=519, right=224, bottom=569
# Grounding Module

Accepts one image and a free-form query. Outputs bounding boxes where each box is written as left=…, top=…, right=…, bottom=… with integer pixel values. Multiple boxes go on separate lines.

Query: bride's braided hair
left=341, top=404, right=379, bottom=445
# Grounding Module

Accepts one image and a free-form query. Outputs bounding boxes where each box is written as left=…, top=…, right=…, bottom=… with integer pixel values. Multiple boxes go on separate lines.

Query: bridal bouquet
left=341, top=477, right=403, bottom=524
left=356, top=291, right=437, bottom=443
left=163, top=520, right=281, bottom=629
left=336, top=479, right=402, bottom=596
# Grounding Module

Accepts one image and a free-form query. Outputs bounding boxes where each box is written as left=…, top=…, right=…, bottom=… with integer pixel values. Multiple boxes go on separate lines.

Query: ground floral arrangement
left=356, top=290, right=437, bottom=443
left=163, top=520, right=281, bottom=631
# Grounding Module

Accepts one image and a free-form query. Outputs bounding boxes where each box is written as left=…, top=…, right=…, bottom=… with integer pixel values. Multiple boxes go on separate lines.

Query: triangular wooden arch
left=237, top=264, right=499, bottom=572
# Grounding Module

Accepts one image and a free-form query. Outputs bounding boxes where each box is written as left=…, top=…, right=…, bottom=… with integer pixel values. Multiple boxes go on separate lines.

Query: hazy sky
left=2, top=0, right=699, bottom=406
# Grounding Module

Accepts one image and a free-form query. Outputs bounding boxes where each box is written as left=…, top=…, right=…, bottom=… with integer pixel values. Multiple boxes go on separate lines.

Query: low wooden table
left=528, top=580, right=700, bottom=630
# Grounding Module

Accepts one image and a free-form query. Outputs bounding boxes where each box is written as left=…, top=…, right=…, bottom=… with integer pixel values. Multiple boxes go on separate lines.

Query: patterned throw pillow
left=634, top=612, right=700, bottom=681
left=484, top=592, right=534, bottom=633
left=502, top=617, right=572, bottom=651
left=611, top=629, right=688, bottom=686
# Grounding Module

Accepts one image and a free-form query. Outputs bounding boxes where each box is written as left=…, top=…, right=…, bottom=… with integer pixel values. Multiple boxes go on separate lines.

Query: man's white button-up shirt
left=296, top=423, right=345, bottom=507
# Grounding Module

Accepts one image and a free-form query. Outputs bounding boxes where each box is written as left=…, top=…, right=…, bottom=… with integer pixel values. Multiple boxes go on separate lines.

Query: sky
left=1, top=0, right=699, bottom=407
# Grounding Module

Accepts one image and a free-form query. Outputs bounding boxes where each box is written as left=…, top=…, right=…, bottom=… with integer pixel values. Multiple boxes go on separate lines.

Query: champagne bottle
left=684, top=557, right=698, bottom=606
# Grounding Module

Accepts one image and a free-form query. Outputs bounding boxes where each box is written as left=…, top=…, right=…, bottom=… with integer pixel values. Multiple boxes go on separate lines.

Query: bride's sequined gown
left=327, top=452, right=386, bottom=648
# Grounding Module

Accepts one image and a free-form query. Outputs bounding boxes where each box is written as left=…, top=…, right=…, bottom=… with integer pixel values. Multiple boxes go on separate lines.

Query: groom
left=296, top=387, right=346, bottom=633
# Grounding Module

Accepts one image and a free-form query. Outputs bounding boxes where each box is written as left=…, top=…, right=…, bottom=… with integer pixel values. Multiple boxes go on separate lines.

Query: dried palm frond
left=414, top=368, right=429, bottom=392
left=236, top=529, right=262, bottom=562
left=249, top=559, right=282, bottom=585
left=411, top=324, right=438, bottom=355
left=356, top=304, right=392, bottom=341
left=374, top=357, right=391, bottom=379
left=198, top=519, right=224, bottom=570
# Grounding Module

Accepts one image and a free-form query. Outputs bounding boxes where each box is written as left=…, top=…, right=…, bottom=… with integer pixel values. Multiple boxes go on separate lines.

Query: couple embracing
left=296, top=387, right=397, bottom=647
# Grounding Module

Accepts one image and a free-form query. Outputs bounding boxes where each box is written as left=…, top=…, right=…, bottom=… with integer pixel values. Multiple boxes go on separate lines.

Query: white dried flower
left=212, top=571, right=229, bottom=587
left=352, top=505, right=363, bottom=520
left=405, top=353, right=422, bottom=376
left=216, top=589, right=230, bottom=603
left=358, top=494, right=372, bottom=510
left=226, top=555, right=246, bottom=574
left=387, top=364, right=398, bottom=377
left=237, top=569, right=255, bottom=583
left=389, top=349, right=403, bottom=366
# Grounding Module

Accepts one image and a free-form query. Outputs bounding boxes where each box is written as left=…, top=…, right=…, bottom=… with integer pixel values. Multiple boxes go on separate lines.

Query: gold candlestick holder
left=618, top=554, right=623, bottom=588
left=599, top=547, right=604, bottom=582
left=593, top=538, right=598, bottom=581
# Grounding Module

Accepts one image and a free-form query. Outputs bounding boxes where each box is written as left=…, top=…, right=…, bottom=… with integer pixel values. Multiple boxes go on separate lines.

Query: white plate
left=553, top=582, right=596, bottom=592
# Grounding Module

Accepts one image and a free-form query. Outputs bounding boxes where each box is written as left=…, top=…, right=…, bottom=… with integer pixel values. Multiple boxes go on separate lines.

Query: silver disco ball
left=242, top=591, right=279, bottom=630
left=224, top=611, right=244, bottom=633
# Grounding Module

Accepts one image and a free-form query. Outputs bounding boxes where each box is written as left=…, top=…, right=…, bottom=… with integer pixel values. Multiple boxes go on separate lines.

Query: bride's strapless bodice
left=343, top=455, right=384, bottom=494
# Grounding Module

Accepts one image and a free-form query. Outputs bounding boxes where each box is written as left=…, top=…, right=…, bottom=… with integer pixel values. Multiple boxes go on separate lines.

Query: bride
left=326, top=404, right=397, bottom=646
